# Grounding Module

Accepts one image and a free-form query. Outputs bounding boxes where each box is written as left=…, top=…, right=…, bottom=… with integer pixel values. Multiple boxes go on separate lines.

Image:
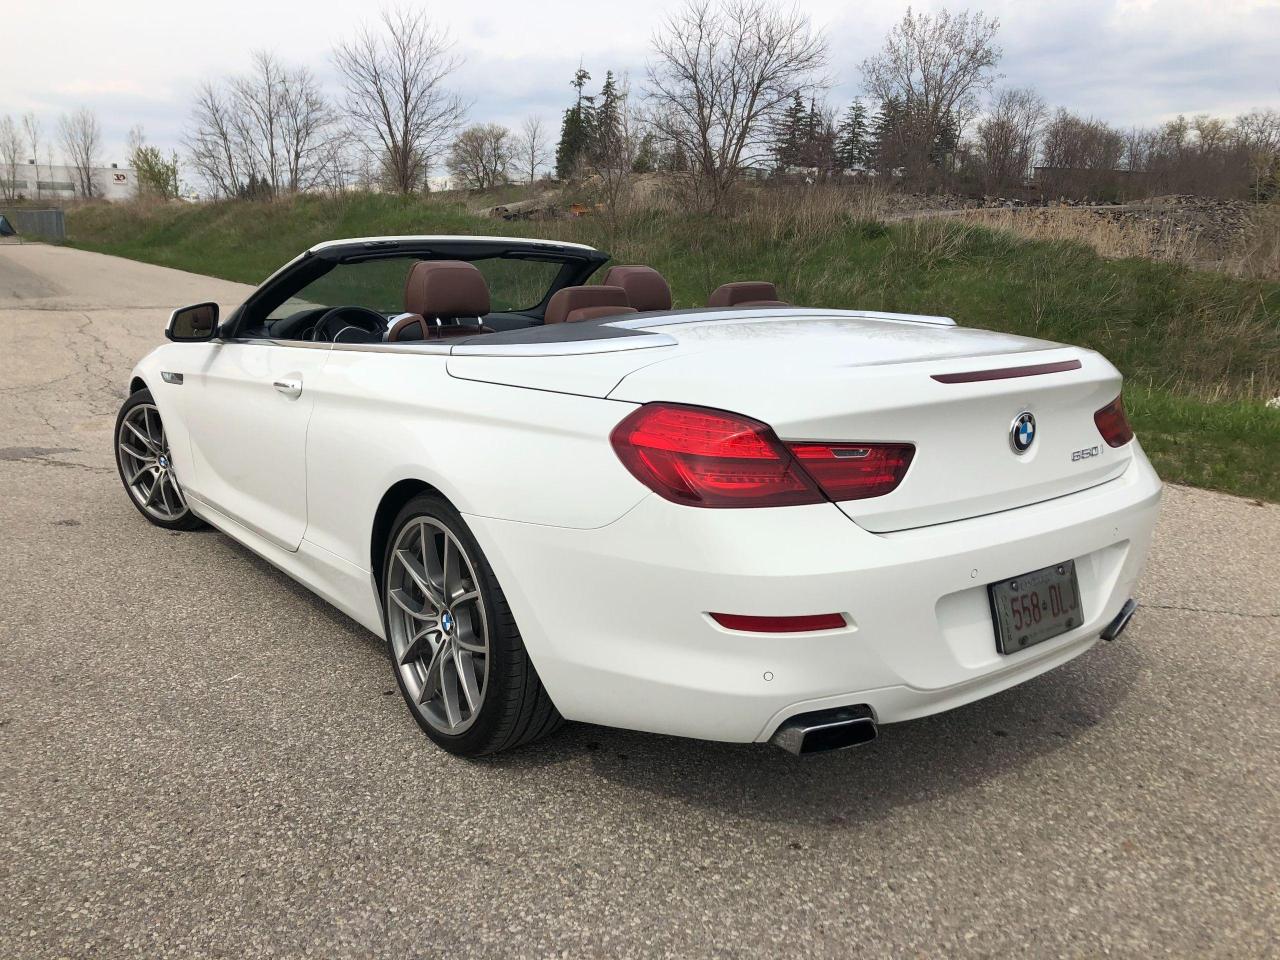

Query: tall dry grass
left=952, top=204, right=1280, bottom=281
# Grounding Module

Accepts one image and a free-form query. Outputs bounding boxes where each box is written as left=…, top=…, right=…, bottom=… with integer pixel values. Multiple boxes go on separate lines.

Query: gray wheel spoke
left=454, top=648, right=481, bottom=712
left=126, top=463, right=154, bottom=485
left=125, top=421, right=161, bottom=455
left=417, top=641, right=448, bottom=706
left=389, top=587, right=431, bottom=621
left=438, top=652, right=463, bottom=727
left=398, top=622, right=438, bottom=666
left=120, top=442, right=153, bottom=462
left=441, top=535, right=457, bottom=600
left=395, top=549, right=444, bottom=611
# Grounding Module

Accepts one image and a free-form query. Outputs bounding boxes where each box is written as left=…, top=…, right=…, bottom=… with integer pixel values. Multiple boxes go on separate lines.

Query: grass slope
left=65, top=193, right=1280, bottom=501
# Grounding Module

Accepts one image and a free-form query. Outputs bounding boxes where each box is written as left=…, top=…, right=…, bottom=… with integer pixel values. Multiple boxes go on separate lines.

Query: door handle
left=273, top=378, right=303, bottom=399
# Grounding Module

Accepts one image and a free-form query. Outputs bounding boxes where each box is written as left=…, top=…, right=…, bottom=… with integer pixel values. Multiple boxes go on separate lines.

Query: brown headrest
left=544, top=285, right=632, bottom=324
left=601, top=265, right=672, bottom=312
left=566, top=305, right=638, bottom=323
left=707, top=281, right=786, bottom=308
left=404, top=260, right=491, bottom=319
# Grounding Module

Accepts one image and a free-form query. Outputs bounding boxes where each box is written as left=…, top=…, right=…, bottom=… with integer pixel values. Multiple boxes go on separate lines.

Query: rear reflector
left=1094, top=394, right=1134, bottom=447
left=710, top=612, right=846, bottom=633
left=610, top=404, right=825, bottom=508
left=787, top=442, right=915, bottom=500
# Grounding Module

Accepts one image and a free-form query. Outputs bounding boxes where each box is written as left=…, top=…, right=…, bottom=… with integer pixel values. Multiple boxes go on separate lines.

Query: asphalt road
left=2, top=242, right=1277, bottom=959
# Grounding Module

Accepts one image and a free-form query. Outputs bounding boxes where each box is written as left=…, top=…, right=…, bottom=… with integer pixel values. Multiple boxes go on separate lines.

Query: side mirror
left=166, top=302, right=219, bottom=342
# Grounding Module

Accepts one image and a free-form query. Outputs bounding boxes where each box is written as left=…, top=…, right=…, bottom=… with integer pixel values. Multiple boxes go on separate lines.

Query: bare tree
left=646, top=0, right=828, bottom=211
left=59, top=107, right=102, bottom=198
left=447, top=123, right=513, bottom=189
left=184, top=54, right=335, bottom=199
left=230, top=51, right=287, bottom=193
left=333, top=8, right=467, bottom=194
left=861, top=7, right=1001, bottom=185
left=1234, top=108, right=1280, bottom=200
left=185, top=81, right=244, bottom=198
left=0, top=115, right=22, bottom=200
left=1038, top=110, right=1126, bottom=198
left=22, top=113, right=41, bottom=198
left=513, top=115, right=550, bottom=185
left=280, top=66, right=336, bottom=192
left=974, top=86, right=1044, bottom=193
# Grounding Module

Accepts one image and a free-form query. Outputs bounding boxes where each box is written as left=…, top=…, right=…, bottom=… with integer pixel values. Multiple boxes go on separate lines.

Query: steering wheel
left=310, top=306, right=389, bottom=343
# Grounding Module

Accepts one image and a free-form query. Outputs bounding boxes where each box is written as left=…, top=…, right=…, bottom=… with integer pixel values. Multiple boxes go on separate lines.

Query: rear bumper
left=466, top=447, right=1163, bottom=744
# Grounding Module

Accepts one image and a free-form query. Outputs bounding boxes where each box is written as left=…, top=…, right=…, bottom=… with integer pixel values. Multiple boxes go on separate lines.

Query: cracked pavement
left=1, top=242, right=1278, bottom=958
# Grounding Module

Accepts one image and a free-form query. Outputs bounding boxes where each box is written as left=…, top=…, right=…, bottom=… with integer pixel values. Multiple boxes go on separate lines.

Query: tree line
left=4, top=1, right=1278, bottom=207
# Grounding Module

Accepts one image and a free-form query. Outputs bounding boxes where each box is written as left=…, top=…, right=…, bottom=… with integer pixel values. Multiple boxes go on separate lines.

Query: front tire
left=114, top=388, right=204, bottom=531
left=382, top=493, right=563, bottom=756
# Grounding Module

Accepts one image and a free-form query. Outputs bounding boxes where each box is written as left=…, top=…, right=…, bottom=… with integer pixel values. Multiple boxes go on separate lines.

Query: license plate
left=988, top=560, right=1082, bottom=654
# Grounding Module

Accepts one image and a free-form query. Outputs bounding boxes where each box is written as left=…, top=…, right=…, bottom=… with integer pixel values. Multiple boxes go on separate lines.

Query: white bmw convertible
left=117, top=236, right=1162, bottom=756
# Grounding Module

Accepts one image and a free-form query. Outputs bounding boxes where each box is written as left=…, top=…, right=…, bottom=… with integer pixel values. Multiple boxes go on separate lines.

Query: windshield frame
left=224, top=237, right=610, bottom=339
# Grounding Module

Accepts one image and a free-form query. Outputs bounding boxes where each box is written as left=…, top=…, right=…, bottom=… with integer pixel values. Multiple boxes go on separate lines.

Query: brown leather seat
left=601, top=266, right=672, bottom=312
left=388, top=260, right=495, bottom=342
left=707, top=281, right=789, bottom=308
left=544, top=285, right=637, bottom=324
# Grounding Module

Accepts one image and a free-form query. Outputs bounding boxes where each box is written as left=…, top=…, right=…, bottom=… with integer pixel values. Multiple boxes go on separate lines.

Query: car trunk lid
left=607, top=313, right=1131, bottom=532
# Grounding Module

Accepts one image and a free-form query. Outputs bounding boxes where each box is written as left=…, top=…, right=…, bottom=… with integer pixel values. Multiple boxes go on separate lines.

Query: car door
left=180, top=339, right=329, bottom=551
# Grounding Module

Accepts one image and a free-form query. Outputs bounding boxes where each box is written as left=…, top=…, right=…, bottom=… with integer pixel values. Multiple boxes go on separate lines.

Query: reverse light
left=1094, top=394, right=1134, bottom=447
left=610, top=403, right=914, bottom=508
left=710, top=612, right=847, bottom=633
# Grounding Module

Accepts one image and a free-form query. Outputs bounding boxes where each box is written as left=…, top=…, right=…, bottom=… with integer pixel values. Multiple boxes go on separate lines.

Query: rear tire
left=114, top=388, right=204, bottom=531
left=382, top=493, right=563, bottom=756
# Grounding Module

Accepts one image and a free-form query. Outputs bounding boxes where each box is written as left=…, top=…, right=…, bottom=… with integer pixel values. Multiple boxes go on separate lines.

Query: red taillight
left=787, top=442, right=915, bottom=501
left=609, top=403, right=824, bottom=508
left=610, top=403, right=914, bottom=508
left=1094, top=394, right=1134, bottom=447
left=710, top=612, right=847, bottom=633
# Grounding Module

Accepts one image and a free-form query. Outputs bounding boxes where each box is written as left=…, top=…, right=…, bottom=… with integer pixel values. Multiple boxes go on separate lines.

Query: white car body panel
left=130, top=280, right=1162, bottom=745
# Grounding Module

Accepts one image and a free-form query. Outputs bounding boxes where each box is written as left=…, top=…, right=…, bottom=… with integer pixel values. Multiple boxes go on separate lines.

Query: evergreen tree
left=592, top=71, right=624, bottom=168
left=835, top=100, right=869, bottom=171
left=929, top=110, right=961, bottom=171
left=555, top=67, right=596, bottom=178
left=870, top=97, right=905, bottom=174
left=771, top=92, right=807, bottom=169
left=632, top=132, right=658, bottom=174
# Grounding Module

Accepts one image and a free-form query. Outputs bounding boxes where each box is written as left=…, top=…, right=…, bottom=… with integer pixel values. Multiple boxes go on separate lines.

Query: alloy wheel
left=385, top=517, right=490, bottom=735
left=117, top=403, right=189, bottom=522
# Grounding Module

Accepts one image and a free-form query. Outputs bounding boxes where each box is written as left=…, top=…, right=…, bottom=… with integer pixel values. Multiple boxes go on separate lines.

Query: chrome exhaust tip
left=769, top=705, right=877, bottom=756
left=1101, top=599, right=1138, bottom=641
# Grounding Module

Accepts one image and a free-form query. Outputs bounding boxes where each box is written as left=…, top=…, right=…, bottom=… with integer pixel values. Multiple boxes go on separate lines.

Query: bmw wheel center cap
left=1010, top=412, right=1036, bottom=454
left=441, top=611, right=455, bottom=634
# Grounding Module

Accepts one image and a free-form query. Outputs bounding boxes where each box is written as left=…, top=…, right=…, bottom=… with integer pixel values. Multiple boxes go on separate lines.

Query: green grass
left=63, top=191, right=1280, bottom=501
left=1125, top=386, right=1279, bottom=502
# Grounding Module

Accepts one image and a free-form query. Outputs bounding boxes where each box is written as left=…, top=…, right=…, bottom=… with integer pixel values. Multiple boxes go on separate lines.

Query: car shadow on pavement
left=490, top=641, right=1145, bottom=827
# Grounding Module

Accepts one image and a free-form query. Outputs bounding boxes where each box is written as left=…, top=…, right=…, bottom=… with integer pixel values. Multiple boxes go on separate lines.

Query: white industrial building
left=2, top=161, right=137, bottom=202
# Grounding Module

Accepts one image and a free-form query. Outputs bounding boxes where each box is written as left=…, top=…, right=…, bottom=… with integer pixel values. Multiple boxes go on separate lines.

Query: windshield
left=267, top=255, right=566, bottom=320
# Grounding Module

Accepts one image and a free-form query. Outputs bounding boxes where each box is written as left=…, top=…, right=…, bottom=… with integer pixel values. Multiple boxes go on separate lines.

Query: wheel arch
left=129, top=376, right=148, bottom=395
left=370, top=479, right=448, bottom=592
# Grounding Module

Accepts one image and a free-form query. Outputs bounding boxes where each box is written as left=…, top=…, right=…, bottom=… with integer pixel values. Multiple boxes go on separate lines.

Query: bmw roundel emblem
left=441, top=611, right=454, bottom=634
left=1010, top=412, right=1036, bottom=454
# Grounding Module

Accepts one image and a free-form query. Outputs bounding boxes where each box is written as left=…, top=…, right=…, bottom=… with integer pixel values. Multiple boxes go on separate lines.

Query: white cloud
left=1, top=0, right=1276, bottom=164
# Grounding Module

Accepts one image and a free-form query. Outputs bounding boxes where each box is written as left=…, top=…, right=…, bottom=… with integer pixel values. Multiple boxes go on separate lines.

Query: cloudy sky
left=3, top=0, right=1278, bottom=166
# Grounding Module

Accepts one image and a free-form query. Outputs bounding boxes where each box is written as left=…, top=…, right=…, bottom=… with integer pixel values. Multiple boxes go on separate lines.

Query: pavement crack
left=1141, top=601, right=1280, bottom=620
